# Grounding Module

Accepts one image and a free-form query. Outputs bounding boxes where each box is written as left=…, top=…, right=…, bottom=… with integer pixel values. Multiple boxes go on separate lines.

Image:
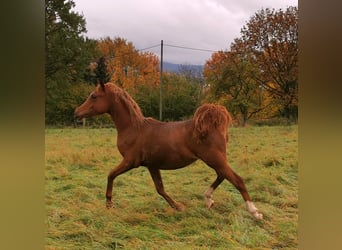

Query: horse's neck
left=109, top=102, right=140, bottom=133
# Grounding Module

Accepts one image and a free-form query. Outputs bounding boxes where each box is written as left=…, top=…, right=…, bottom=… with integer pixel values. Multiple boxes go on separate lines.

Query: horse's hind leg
left=221, top=163, right=263, bottom=220
left=205, top=175, right=224, bottom=208
left=203, top=153, right=263, bottom=220
left=148, top=167, right=184, bottom=211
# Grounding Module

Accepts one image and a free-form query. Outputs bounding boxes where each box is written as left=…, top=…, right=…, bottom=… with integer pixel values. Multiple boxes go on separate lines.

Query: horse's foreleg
left=106, top=160, right=135, bottom=208
left=204, top=175, right=224, bottom=208
left=148, top=167, right=184, bottom=211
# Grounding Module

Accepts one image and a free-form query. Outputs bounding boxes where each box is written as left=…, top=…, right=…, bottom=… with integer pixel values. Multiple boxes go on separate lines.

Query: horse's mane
left=105, top=83, right=145, bottom=127
left=193, top=103, right=232, bottom=142
left=103, top=84, right=231, bottom=135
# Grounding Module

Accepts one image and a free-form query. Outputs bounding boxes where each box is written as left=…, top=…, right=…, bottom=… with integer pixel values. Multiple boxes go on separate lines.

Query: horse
left=74, top=82, right=263, bottom=220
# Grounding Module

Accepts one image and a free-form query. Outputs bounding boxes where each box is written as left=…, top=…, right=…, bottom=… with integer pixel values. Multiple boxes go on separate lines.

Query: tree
left=45, top=0, right=95, bottom=82
left=132, top=73, right=202, bottom=121
left=94, top=56, right=110, bottom=84
left=162, top=73, right=201, bottom=121
left=239, top=7, right=298, bottom=121
left=45, top=0, right=96, bottom=125
left=96, top=37, right=160, bottom=92
left=204, top=50, right=266, bottom=126
left=204, top=6, right=298, bottom=124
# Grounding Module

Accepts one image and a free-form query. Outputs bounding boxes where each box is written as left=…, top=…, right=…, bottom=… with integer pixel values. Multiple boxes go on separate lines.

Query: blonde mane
left=105, top=83, right=145, bottom=127
left=193, top=103, right=232, bottom=142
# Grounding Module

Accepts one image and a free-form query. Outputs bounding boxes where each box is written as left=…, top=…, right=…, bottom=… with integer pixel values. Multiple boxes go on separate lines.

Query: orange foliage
left=96, top=37, right=160, bottom=92
left=203, top=50, right=229, bottom=80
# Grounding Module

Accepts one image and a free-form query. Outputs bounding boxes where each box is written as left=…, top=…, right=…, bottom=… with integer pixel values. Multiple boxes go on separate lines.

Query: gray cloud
left=73, top=0, right=297, bottom=64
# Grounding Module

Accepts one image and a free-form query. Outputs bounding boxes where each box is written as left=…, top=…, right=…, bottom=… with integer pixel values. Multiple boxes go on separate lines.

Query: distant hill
left=163, top=62, right=204, bottom=73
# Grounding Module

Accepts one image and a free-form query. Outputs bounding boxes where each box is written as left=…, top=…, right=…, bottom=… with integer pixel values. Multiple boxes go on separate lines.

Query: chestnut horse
left=74, top=82, right=263, bottom=220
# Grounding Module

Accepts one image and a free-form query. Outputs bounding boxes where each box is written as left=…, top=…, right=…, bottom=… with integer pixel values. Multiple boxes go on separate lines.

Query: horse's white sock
left=246, top=201, right=263, bottom=220
left=204, top=187, right=214, bottom=208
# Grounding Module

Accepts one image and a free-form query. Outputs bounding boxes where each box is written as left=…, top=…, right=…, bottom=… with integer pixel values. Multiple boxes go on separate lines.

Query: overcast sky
left=73, top=0, right=297, bottom=65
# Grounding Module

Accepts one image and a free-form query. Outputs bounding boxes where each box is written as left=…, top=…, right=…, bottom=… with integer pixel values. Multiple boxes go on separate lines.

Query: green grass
left=45, top=126, right=298, bottom=249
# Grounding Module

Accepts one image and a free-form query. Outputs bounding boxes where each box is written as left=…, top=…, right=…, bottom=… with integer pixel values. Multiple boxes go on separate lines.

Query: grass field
left=45, top=125, right=298, bottom=249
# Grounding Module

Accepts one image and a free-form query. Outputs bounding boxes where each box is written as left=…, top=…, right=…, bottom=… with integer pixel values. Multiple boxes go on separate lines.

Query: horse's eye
left=91, top=94, right=97, bottom=99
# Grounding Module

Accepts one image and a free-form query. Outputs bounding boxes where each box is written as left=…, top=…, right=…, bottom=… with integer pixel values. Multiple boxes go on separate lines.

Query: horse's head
left=74, top=83, right=111, bottom=120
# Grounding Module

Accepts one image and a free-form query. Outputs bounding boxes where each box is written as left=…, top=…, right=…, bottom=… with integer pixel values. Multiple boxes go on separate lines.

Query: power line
left=105, top=44, right=160, bottom=60
left=139, top=42, right=220, bottom=53
left=164, top=43, right=218, bottom=53
left=98, top=41, right=218, bottom=121
left=104, top=42, right=219, bottom=61
left=138, top=44, right=160, bottom=51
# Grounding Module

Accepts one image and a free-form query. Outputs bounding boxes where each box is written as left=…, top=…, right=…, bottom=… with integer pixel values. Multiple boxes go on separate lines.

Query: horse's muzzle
left=74, top=108, right=83, bottom=121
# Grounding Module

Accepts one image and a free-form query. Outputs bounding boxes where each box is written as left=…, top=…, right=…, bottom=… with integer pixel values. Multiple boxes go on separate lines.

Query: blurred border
left=299, top=0, right=342, bottom=249
left=0, top=1, right=45, bottom=249
left=1, top=0, right=342, bottom=249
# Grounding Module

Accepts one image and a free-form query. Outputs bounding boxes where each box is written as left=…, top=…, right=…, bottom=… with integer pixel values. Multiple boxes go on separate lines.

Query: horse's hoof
left=246, top=201, right=263, bottom=220
left=106, top=200, right=113, bottom=209
left=174, top=203, right=185, bottom=211
left=253, top=211, right=263, bottom=220
left=204, top=187, right=214, bottom=209
left=205, top=199, right=214, bottom=209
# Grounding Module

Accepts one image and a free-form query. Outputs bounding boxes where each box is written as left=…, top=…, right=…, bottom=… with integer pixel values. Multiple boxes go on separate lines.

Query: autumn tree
left=92, top=37, right=164, bottom=120
left=240, top=6, right=298, bottom=121
left=204, top=6, right=298, bottom=124
left=96, top=37, right=160, bottom=91
left=204, top=49, right=268, bottom=126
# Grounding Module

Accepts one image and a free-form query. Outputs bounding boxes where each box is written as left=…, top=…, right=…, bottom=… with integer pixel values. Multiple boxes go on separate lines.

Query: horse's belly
left=140, top=127, right=198, bottom=169
left=141, top=146, right=197, bottom=169
left=157, top=157, right=198, bottom=169
left=144, top=158, right=197, bottom=169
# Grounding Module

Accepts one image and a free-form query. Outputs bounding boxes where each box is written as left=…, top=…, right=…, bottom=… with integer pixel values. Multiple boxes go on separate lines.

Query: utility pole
left=159, top=39, right=163, bottom=121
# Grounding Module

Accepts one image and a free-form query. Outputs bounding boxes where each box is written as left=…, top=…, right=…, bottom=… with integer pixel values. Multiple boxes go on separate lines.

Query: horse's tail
left=193, top=103, right=232, bottom=142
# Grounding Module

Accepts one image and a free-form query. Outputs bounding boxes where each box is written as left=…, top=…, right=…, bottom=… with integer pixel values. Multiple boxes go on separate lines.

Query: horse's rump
left=193, top=104, right=232, bottom=142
